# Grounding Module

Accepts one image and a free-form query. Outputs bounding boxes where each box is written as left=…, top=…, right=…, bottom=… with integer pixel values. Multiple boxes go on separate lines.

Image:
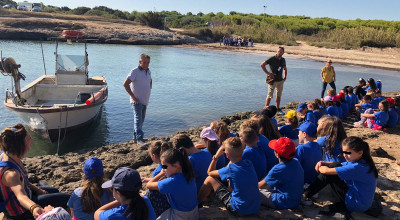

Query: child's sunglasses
left=342, top=151, right=352, bottom=155
left=161, top=164, right=168, bottom=169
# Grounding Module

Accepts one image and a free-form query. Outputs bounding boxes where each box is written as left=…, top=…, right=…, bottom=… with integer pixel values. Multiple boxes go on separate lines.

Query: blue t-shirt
left=279, top=125, right=299, bottom=140
left=230, top=132, right=237, bottom=137
left=152, top=164, right=162, bottom=177
left=317, top=136, right=345, bottom=163
left=312, top=110, right=323, bottom=123
left=335, top=105, right=342, bottom=119
left=396, top=106, right=400, bottom=125
left=341, top=102, right=349, bottom=119
left=387, top=108, right=399, bottom=128
left=257, top=134, right=278, bottom=173
left=360, top=103, right=373, bottom=112
left=264, top=159, right=304, bottom=210
left=336, top=160, right=377, bottom=212
left=189, top=150, right=212, bottom=192
left=374, top=111, right=389, bottom=127
left=376, top=81, right=382, bottom=91
left=218, top=160, right=261, bottom=215
left=350, top=94, right=359, bottom=109
left=203, top=148, right=225, bottom=170
left=370, top=99, right=379, bottom=109
left=345, top=95, right=352, bottom=110
left=98, top=196, right=156, bottom=220
left=158, top=173, right=197, bottom=212
left=326, top=106, right=339, bottom=118
left=319, top=106, right=327, bottom=115
left=243, top=146, right=268, bottom=181
left=305, top=111, right=316, bottom=125
left=295, top=142, right=322, bottom=184
left=68, top=188, right=113, bottom=220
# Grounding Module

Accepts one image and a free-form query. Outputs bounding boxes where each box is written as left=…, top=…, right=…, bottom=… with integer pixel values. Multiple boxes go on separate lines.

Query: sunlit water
left=1, top=40, right=399, bottom=156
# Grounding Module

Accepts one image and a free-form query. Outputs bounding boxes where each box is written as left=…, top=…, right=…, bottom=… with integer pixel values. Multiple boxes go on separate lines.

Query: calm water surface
left=0, top=40, right=399, bottom=156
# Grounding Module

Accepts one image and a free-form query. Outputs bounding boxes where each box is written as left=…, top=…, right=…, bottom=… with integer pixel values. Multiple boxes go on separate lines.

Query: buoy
left=86, top=88, right=106, bottom=105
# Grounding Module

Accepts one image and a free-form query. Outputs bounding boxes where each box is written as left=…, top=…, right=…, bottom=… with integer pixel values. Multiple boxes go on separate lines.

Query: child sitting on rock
left=95, top=167, right=156, bottom=220
left=200, top=127, right=225, bottom=169
left=386, top=98, right=399, bottom=128
left=295, top=122, right=322, bottom=185
left=360, top=100, right=389, bottom=130
left=304, top=137, right=378, bottom=217
left=173, top=134, right=212, bottom=193
left=297, top=103, right=316, bottom=125
left=142, top=141, right=171, bottom=217
left=258, top=137, right=304, bottom=210
left=147, top=148, right=198, bottom=219
left=324, top=96, right=339, bottom=118
left=317, top=116, right=346, bottom=163
left=278, top=110, right=299, bottom=146
left=240, top=128, right=268, bottom=181
left=68, top=157, right=113, bottom=220
left=197, top=137, right=261, bottom=216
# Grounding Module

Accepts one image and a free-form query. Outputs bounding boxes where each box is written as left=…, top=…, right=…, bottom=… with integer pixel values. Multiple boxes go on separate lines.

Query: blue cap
left=296, top=103, right=307, bottom=112
left=298, top=122, right=317, bottom=137
left=84, top=157, right=104, bottom=180
left=102, top=167, right=141, bottom=191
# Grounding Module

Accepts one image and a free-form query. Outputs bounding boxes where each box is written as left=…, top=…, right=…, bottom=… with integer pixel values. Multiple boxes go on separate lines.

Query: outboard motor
left=1, top=57, right=25, bottom=102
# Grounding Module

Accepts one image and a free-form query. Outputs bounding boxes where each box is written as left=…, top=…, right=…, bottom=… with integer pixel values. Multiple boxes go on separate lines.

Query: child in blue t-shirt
left=297, top=103, right=316, bottom=125
left=258, top=137, right=304, bottom=210
left=142, top=141, right=171, bottom=217
left=68, top=157, right=113, bottom=220
left=279, top=110, right=299, bottom=146
left=395, top=96, right=400, bottom=125
left=317, top=116, right=346, bottom=163
left=386, top=98, right=399, bottom=128
left=309, top=101, right=324, bottom=123
left=345, top=86, right=358, bottom=112
left=304, top=136, right=378, bottom=215
left=295, top=122, right=322, bottom=184
left=199, top=127, right=225, bottom=169
left=324, top=96, right=340, bottom=118
left=95, top=167, right=156, bottom=220
left=240, top=128, right=268, bottom=181
left=241, top=119, right=278, bottom=174
left=197, top=137, right=261, bottom=216
left=354, top=95, right=373, bottom=126
left=172, top=134, right=212, bottom=193
left=146, top=148, right=198, bottom=219
left=337, top=92, right=349, bottom=119
left=361, top=100, right=390, bottom=130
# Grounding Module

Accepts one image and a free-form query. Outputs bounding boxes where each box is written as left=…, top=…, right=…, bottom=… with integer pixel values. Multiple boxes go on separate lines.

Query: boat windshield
left=56, top=55, right=86, bottom=72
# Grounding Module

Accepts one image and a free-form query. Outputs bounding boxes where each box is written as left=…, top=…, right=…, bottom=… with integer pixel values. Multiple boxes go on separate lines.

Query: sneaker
left=277, top=108, right=285, bottom=115
left=137, top=140, right=146, bottom=146
left=354, top=122, right=365, bottom=128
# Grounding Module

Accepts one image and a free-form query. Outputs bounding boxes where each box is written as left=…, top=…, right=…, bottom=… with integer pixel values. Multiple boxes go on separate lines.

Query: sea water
left=0, top=40, right=399, bottom=156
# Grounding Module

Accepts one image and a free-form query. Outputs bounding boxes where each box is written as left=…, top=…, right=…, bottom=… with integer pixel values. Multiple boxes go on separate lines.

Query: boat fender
left=86, top=88, right=106, bottom=105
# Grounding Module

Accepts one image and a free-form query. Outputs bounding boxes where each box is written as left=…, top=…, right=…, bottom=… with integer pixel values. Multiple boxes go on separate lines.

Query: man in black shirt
left=260, top=47, right=287, bottom=114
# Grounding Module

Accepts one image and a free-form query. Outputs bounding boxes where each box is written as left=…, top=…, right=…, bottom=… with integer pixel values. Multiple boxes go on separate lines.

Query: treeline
left=3, top=0, right=400, bottom=48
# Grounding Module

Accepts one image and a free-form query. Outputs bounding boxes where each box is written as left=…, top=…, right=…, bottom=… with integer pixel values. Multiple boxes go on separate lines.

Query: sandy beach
left=179, top=42, right=400, bottom=71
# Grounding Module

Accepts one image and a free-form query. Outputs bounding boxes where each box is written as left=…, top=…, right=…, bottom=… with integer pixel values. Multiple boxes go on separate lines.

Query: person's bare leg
left=276, top=96, right=281, bottom=109
left=265, top=97, right=272, bottom=107
left=197, top=176, right=222, bottom=203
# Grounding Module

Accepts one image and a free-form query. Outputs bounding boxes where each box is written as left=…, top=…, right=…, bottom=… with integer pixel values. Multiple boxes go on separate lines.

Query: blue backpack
left=0, top=161, right=22, bottom=212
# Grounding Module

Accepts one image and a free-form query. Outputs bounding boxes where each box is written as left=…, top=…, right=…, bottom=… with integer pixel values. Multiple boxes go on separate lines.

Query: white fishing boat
left=1, top=42, right=108, bottom=142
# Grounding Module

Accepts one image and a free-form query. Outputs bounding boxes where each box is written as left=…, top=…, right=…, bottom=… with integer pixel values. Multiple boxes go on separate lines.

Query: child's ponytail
left=342, top=136, right=378, bottom=178
left=204, top=139, right=219, bottom=155
left=289, top=116, right=299, bottom=129
left=118, top=182, right=149, bottom=220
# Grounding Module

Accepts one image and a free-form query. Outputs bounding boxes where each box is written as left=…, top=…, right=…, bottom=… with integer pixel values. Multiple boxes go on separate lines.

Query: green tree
left=139, top=11, right=163, bottom=28
left=71, top=7, right=91, bottom=15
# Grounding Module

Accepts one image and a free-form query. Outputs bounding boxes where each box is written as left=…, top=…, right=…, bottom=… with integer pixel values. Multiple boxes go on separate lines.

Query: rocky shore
left=23, top=91, right=400, bottom=219
left=0, top=9, right=204, bottom=45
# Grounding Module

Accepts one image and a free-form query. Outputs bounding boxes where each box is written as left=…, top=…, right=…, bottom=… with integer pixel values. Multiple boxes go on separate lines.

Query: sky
left=36, top=0, right=399, bottom=21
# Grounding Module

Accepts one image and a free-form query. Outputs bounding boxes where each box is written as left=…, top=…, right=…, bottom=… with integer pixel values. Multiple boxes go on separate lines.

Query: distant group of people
left=221, top=36, right=254, bottom=47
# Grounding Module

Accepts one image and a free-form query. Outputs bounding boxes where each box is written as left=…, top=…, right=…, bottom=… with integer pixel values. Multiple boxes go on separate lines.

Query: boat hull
left=4, top=89, right=107, bottom=142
